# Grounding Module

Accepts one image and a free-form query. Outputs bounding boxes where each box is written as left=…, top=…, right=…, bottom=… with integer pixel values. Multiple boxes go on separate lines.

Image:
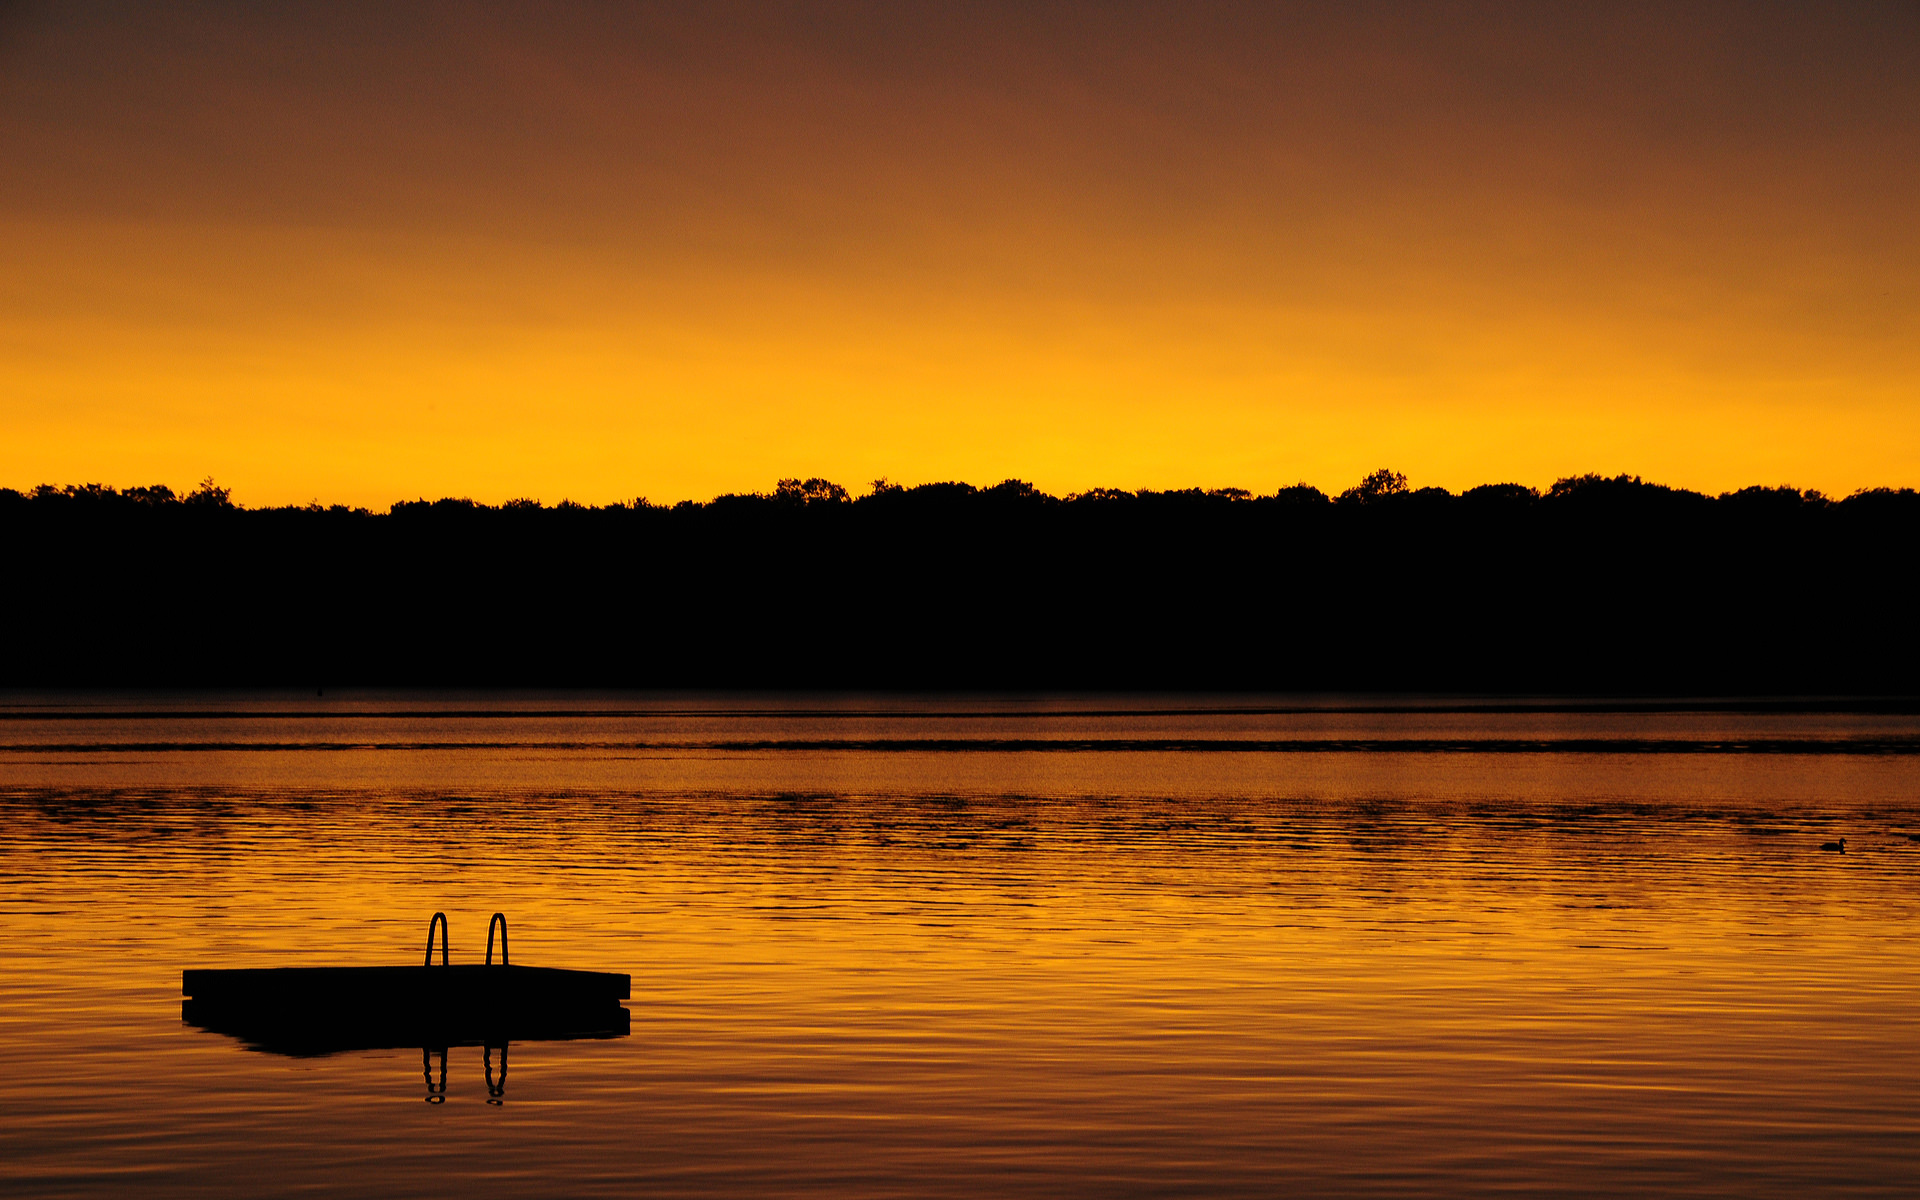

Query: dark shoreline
left=8, top=475, right=1918, bottom=692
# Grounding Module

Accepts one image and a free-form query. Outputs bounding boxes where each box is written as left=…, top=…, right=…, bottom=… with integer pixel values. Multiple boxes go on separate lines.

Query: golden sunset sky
left=3, top=1, right=1916, bottom=505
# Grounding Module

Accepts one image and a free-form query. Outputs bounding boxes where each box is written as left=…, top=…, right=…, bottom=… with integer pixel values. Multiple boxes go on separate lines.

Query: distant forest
left=5, top=471, right=1917, bottom=692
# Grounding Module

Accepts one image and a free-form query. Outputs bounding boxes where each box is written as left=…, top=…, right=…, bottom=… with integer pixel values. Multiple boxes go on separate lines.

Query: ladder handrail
left=486, top=913, right=509, bottom=966
left=424, top=912, right=449, bottom=967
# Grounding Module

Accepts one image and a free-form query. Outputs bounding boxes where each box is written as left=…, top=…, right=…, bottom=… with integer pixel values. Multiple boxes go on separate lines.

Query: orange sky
left=2, top=1, right=1916, bottom=506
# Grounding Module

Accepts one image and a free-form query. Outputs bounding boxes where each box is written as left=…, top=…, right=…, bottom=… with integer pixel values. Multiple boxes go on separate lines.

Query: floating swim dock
left=182, top=913, right=630, bottom=1055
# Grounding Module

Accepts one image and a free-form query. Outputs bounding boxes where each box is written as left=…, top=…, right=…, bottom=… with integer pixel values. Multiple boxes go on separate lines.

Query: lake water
left=3, top=693, right=1918, bottom=1197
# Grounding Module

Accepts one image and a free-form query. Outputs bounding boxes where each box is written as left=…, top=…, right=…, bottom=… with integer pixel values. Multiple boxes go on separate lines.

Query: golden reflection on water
left=2, top=696, right=1919, bottom=1197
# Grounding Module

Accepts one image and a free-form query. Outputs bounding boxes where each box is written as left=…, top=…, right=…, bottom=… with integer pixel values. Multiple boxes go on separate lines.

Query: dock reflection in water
left=3, top=694, right=1920, bottom=1198
left=416, top=1042, right=516, bottom=1106
left=437, top=1042, right=513, bottom=1107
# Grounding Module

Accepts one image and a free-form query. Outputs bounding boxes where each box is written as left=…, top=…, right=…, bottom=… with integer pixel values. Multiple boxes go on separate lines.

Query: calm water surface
left=3, top=693, right=1918, bottom=1197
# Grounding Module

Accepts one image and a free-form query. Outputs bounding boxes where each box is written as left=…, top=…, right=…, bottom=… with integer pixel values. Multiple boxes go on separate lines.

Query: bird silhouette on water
left=1820, top=837, right=1846, bottom=853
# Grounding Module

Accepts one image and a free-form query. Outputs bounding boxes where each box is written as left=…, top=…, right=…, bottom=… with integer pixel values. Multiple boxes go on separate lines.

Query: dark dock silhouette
left=182, top=914, right=630, bottom=1057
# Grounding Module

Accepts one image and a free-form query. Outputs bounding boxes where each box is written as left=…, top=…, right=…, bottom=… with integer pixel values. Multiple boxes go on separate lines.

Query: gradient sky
left=3, top=1, right=1916, bottom=505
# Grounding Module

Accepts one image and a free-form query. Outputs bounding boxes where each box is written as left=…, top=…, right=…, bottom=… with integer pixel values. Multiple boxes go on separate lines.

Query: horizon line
left=8, top=470, right=1917, bottom=515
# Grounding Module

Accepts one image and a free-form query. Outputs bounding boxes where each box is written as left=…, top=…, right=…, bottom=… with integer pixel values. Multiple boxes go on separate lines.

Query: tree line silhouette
left=4, top=471, right=1917, bottom=691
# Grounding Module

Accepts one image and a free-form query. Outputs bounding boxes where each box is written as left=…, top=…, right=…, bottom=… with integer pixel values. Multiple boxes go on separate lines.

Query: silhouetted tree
left=1461, top=483, right=1536, bottom=504
left=185, top=476, right=233, bottom=508
left=124, top=485, right=178, bottom=506
left=1338, top=469, right=1409, bottom=504
left=1269, top=483, right=1330, bottom=507
left=775, top=477, right=850, bottom=505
